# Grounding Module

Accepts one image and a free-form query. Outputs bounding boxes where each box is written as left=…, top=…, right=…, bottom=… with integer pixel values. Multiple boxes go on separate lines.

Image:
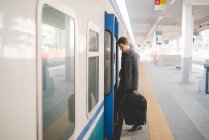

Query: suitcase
left=124, top=93, right=147, bottom=125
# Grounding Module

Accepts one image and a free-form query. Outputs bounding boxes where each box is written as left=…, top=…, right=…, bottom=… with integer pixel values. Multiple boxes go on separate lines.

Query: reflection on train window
left=88, top=57, right=99, bottom=112
left=114, top=37, right=116, bottom=85
left=88, top=29, right=99, bottom=113
left=89, top=29, right=99, bottom=52
left=41, top=4, right=75, bottom=140
left=104, top=31, right=112, bottom=94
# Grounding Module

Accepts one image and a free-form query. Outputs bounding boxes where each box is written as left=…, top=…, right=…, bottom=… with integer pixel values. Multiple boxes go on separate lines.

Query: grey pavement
left=121, top=61, right=209, bottom=140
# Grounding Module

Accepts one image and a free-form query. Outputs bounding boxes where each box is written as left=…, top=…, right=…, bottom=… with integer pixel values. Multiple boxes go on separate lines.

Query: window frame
left=104, top=30, right=113, bottom=95
left=86, top=21, right=100, bottom=118
left=37, top=1, right=77, bottom=140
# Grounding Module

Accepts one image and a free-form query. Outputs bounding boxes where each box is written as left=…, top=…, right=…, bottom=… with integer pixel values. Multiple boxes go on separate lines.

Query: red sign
left=154, top=0, right=166, bottom=11
left=155, top=0, right=160, bottom=5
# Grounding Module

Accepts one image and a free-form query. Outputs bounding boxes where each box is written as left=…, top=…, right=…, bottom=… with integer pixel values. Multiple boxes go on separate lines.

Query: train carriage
left=0, top=0, right=128, bottom=139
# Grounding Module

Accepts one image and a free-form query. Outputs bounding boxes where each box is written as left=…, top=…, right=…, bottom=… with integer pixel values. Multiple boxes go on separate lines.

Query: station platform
left=121, top=61, right=209, bottom=140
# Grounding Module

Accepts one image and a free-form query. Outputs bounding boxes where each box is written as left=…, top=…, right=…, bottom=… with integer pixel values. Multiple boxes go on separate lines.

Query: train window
left=104, top=31, right=112, bottom=94
left=88, top=56, right=99, bottom=112
left=88, top=29, right=99, bottom=113
left=89, top=29, right=99, bottom=52
left=41, top=4, right=75, bottom=140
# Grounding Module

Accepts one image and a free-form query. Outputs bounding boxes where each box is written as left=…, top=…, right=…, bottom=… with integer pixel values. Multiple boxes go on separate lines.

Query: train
left=0, top=0, right=131, bottom=139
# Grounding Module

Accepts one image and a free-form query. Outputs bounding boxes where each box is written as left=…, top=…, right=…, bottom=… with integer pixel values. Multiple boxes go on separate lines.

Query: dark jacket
left=119, top=48, right=140, bottom=92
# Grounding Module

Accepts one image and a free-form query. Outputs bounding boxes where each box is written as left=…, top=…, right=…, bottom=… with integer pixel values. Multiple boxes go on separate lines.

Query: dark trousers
left=113, top=88, right=129, bottom=140
left=114, top=107, right=124, bottom=140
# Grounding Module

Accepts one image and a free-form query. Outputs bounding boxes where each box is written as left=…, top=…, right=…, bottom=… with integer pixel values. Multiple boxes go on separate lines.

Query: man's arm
left=132, top=53, right=140, bottom=92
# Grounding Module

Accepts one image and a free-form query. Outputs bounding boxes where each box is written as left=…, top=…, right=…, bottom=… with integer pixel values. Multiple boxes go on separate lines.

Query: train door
left=114, top=18, right=119, bottom=96
left=104, top=12, right=115, bottom=139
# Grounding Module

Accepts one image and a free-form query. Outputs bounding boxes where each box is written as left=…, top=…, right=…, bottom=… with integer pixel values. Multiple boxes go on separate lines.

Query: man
left=114, top=37, right=141, bottom=140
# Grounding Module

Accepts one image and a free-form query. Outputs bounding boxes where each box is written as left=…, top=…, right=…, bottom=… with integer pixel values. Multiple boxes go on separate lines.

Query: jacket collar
left=124, top=48, right=132, bottom=54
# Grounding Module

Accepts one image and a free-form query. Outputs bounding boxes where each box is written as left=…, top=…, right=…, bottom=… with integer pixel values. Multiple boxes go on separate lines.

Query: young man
left=114, top=37, right=141, bottom=140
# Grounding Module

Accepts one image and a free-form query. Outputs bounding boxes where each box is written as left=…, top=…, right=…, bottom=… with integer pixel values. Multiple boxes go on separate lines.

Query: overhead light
left=148, top=25, right=155, bottom=36
left=170, top=0, right=175, bottom=5
left=157, top=15, right=163, bottom=23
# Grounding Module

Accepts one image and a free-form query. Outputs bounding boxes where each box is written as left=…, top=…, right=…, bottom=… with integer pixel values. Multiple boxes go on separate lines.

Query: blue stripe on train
left=77, top=101, right=104, bottom=140
left=88, top=113, right=104, bottom=140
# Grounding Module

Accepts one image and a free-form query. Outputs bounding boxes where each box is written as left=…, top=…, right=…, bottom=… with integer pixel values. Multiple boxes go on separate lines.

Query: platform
left=121, top=61, right=209, bottom=140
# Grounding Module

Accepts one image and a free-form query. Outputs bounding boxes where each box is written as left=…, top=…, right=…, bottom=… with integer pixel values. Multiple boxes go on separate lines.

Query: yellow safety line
left=140, top=64, right=174, bottom=140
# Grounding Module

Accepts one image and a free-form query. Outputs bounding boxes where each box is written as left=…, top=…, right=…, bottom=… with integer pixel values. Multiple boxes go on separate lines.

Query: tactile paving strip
left=140, top=65, right=174, bottom=140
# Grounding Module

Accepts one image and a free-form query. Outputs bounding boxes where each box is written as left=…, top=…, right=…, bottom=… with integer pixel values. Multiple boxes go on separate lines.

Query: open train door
left=113, top=17, right=119, bottom=128
left=114, top=17, right=119, bottom=99
left=104, top=12, right=118, bottom=139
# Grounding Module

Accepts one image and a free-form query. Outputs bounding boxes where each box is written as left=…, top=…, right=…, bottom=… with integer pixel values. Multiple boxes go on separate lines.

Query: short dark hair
left=117, top=37, right=128, bottom=45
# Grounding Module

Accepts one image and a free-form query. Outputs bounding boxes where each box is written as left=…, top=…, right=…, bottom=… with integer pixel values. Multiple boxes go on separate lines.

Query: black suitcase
left=124, top=93, right=147, bottom=125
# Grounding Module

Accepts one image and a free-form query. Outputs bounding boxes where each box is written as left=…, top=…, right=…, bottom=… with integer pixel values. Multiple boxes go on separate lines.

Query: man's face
left=118, top=43, right=126, bottom=52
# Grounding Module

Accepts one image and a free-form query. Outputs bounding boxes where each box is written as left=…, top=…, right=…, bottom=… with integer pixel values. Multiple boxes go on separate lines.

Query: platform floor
left=121, top=61, right=209, bottom=140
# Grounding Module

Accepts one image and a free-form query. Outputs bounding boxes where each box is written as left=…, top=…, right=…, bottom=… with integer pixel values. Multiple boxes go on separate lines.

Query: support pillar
left=181, top=0, right=193, bottom=83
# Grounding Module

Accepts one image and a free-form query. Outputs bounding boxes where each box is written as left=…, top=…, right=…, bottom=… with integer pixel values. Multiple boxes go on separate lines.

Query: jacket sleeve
left=132, top=53, right=140, bottom=91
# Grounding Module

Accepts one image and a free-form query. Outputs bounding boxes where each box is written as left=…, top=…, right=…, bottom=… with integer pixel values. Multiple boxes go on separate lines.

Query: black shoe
left=128, top=125, right=142, bottom=132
